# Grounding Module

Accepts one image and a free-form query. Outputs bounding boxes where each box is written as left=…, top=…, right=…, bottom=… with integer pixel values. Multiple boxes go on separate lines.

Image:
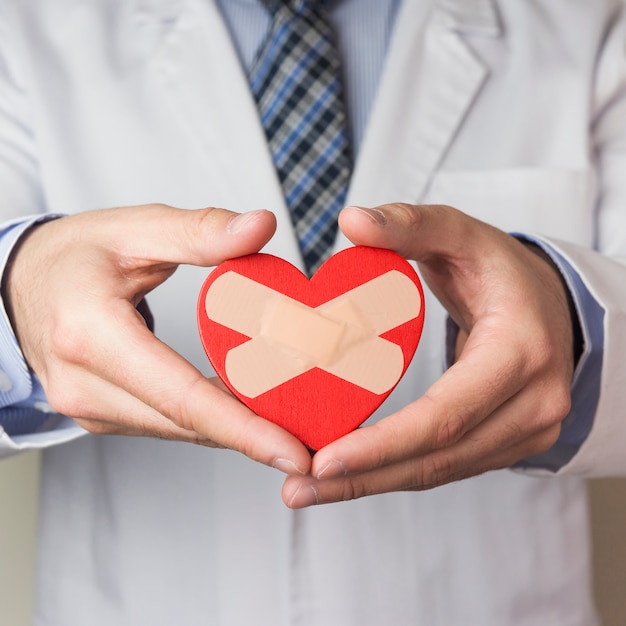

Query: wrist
left=521, top=240, right=583, bottom=366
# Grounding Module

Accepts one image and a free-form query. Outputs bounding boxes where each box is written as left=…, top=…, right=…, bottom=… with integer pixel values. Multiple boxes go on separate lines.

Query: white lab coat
left=1, top=0, right=625, bottom=624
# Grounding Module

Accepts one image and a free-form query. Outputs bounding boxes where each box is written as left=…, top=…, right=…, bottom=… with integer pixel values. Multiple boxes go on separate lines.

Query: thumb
left=338, top=203, right=502, bottom=264
left=92, top=204, right=278, bottom=268
left=338, top=203, right=536, bottom=332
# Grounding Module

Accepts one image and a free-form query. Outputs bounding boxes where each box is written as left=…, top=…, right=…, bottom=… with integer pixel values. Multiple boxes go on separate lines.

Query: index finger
left=52, top=299, right=312, bottom=473
left=309, top=328, right=527, bottom=478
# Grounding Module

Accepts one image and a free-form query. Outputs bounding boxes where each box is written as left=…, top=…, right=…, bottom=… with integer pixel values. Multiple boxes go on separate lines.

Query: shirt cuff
left=0, top=214, right=85, bottom=453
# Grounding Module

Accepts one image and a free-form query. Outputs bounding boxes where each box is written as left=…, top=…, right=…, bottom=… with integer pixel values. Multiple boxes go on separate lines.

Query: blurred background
left=1, top=451, right=625, bottom=624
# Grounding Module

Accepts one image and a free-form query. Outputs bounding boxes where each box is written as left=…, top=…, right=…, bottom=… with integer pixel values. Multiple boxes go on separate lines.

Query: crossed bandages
left=204, top=270, right=422, bottom=397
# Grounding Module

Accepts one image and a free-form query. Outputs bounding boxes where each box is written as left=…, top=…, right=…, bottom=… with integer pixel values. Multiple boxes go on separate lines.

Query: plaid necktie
left=249, top=0, right=352, bottom=275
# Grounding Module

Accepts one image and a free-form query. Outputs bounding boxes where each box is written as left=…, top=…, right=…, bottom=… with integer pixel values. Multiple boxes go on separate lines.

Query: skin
left=4, top=204, right=312, bottom=476
left=283, top=203, right=576, bottom=507
left=4, top=202, right=575, bottom=506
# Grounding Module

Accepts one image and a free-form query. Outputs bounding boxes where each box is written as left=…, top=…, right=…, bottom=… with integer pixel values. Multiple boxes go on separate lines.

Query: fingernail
left=272, top=458, right=307, bottom=475
left=315, top=459, right=348, bottom=480
left=288, top=484, right=320, bottom=509
left=345, top=206, right=387, bottom=226
left=227, top=210, right=264, bottom=234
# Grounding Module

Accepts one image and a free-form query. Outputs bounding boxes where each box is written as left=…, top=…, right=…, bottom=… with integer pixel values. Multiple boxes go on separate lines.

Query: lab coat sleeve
left=510, top=238, right=603, bottom=474
left=0, top=8, right=85, bottom=458
left=538, top=241, right=626, bottom=477
left=522, top=5, right=626, bottom=477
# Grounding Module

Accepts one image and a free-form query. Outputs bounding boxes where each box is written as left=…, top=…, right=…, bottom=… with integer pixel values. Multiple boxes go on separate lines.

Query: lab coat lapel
left=136, top=0, right=502, bottom=266
left=344, top=0, right=501, bottom=212
left=134, top=0, right=303, bottom=267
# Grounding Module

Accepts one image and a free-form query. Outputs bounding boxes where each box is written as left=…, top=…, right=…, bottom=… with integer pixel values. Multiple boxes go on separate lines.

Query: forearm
left=0, top=215, right=85, bottom=459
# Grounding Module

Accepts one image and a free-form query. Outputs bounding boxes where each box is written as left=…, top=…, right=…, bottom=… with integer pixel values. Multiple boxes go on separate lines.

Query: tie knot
left=262, top=0, right=324, bottom=17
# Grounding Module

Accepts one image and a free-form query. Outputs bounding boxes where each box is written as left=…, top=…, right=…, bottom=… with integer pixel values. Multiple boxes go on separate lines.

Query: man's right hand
left=4, top=204, right=311, bottom=476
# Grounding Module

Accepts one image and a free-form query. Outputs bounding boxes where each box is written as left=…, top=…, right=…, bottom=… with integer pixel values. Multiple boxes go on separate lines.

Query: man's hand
left=4, top=204, right=311, bottom=476
left=283, top=203, right=576, bottom=507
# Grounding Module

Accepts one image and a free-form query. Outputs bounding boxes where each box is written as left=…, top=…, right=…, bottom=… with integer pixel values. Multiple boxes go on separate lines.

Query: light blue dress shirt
left=0, top=0, right=603, bottom=470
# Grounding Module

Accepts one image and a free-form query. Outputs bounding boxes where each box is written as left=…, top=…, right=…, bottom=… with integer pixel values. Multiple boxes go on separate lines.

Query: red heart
left=197, top=246, right=425, bottom=450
